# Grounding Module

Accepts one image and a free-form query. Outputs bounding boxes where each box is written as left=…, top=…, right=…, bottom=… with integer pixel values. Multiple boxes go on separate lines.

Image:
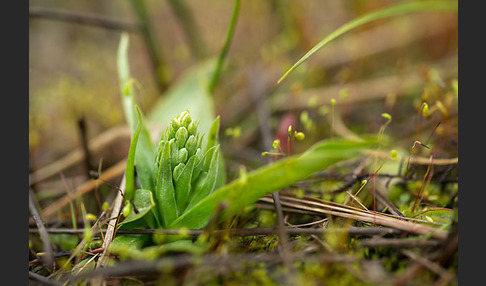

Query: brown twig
left=29, top=271, right=62, bottom=286
left=360, top=238, right=440, bottom=249
left=41, top=159, right=127, bottom=218
left=77, top=116, right=95, bottom=176
left=258, top=193, right=448, bottom=240
left=29, top=226, right=403, bottom=237
left=98, top=174, right=127, bottom=267
left=29, top=6, right=141, bottom=31
left=29, top=188, right=55, bottom=272
left=29, top=126, right=130, bottom=186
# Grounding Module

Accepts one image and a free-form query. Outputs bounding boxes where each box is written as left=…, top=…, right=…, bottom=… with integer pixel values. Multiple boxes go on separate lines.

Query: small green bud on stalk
left=294, top=131, right=305, bottom=141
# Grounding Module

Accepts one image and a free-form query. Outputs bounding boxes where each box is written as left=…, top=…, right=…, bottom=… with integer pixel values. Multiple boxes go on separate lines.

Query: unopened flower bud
left=175, top=127, right=189, bottom=148
left=165, top=124, right=175, bottom=140
left=172, top=117, right=181, bottom=130
left=181, top=111, right=192, bottom=128
left=178, top=148, right=188, bottom=164
left=186, top=135, right=197, bottom=157
left=188, top=120, right=198, bottom=135
left=173, top=163, right=185, bottom=180
left=294, top=131, right=305, bottom=141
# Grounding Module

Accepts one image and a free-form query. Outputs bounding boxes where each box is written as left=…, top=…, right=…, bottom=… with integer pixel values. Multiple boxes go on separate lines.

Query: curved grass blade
left=118, top=33, right=155, bottom=192
left=208, top=0, right=241, bottom=94
left=170, top=139, right=376, bottom=229
left=124, top=106, right=143, bottom=201
left=277, top=1, right=458, bottom=84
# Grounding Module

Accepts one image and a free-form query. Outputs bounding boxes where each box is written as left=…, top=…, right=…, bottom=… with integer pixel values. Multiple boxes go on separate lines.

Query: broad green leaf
left=170, top=139, right=376, bottom=229
left=118, top=189, right=156, bottom=226
left=147, top=59, right=217, bottom=148
left=124, top=106, right=143, bottom=201
left=277, top=1, right=458, bottom=84
left=118, top=33, right=155, bottom=192
left=155, top=141, right=178, bottom=227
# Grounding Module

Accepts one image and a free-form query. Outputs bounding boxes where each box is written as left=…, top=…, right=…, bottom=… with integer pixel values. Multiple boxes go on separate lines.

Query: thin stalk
left=130, top=0, right=170, bottom=93
left=208, top=0, right=241, bottom=94
left=167, top=0, right=207, bottom=59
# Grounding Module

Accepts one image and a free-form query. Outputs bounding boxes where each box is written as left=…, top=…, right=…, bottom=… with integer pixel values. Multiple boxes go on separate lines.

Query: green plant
left=108, top=34, right=376, bottom=259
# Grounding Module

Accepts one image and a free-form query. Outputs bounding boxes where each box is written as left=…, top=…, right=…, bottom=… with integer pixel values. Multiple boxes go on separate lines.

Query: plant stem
left=208, top=0, right=241, bottom=94
left=130, top=0, right=170, bottom=93
left=167, top=0, right=207, bottom=60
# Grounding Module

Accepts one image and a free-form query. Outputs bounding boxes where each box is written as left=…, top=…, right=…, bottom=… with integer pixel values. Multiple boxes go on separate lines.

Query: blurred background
left=29, top=0, right=458, bottom=209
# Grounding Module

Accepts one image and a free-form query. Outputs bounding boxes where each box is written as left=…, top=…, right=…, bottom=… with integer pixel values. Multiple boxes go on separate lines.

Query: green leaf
left=186, top=145, right=220, bottom=211
left=155, top=141, right=178, bottom=227
left=124, top=106, right=143, bottom=201
left=203, top=116, right=226, bottom=189
left=118, top=189, right=156, bottom=226
left=175, top=155, right=197, bottom=214
left=117, top=33, right=155, bottom=192
left=147, top=60, right=217, bottom=148
left=170, top=139, right=376, bottom=229
left=205, top=115, right=220, bottom=152
left=277, top=1, right=458, bottom=84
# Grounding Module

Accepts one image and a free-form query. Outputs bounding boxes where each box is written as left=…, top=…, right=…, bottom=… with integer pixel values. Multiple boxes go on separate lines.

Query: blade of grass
left=118, top=33, right=155, bottom=192
left=167, top=0, right=207, bottom=59
left=124, top=106, right=143, bottom=201
left=208, top=0, right=241, bottom=94
left=277, top=0, right=458, bottom=84
left=170, top=139, right=376, bottom=229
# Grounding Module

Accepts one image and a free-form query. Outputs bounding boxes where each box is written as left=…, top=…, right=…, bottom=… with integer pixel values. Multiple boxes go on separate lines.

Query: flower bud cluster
left=157, top=111, right=204, bottom=174
left=154, top=110, right=219, bottom=216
